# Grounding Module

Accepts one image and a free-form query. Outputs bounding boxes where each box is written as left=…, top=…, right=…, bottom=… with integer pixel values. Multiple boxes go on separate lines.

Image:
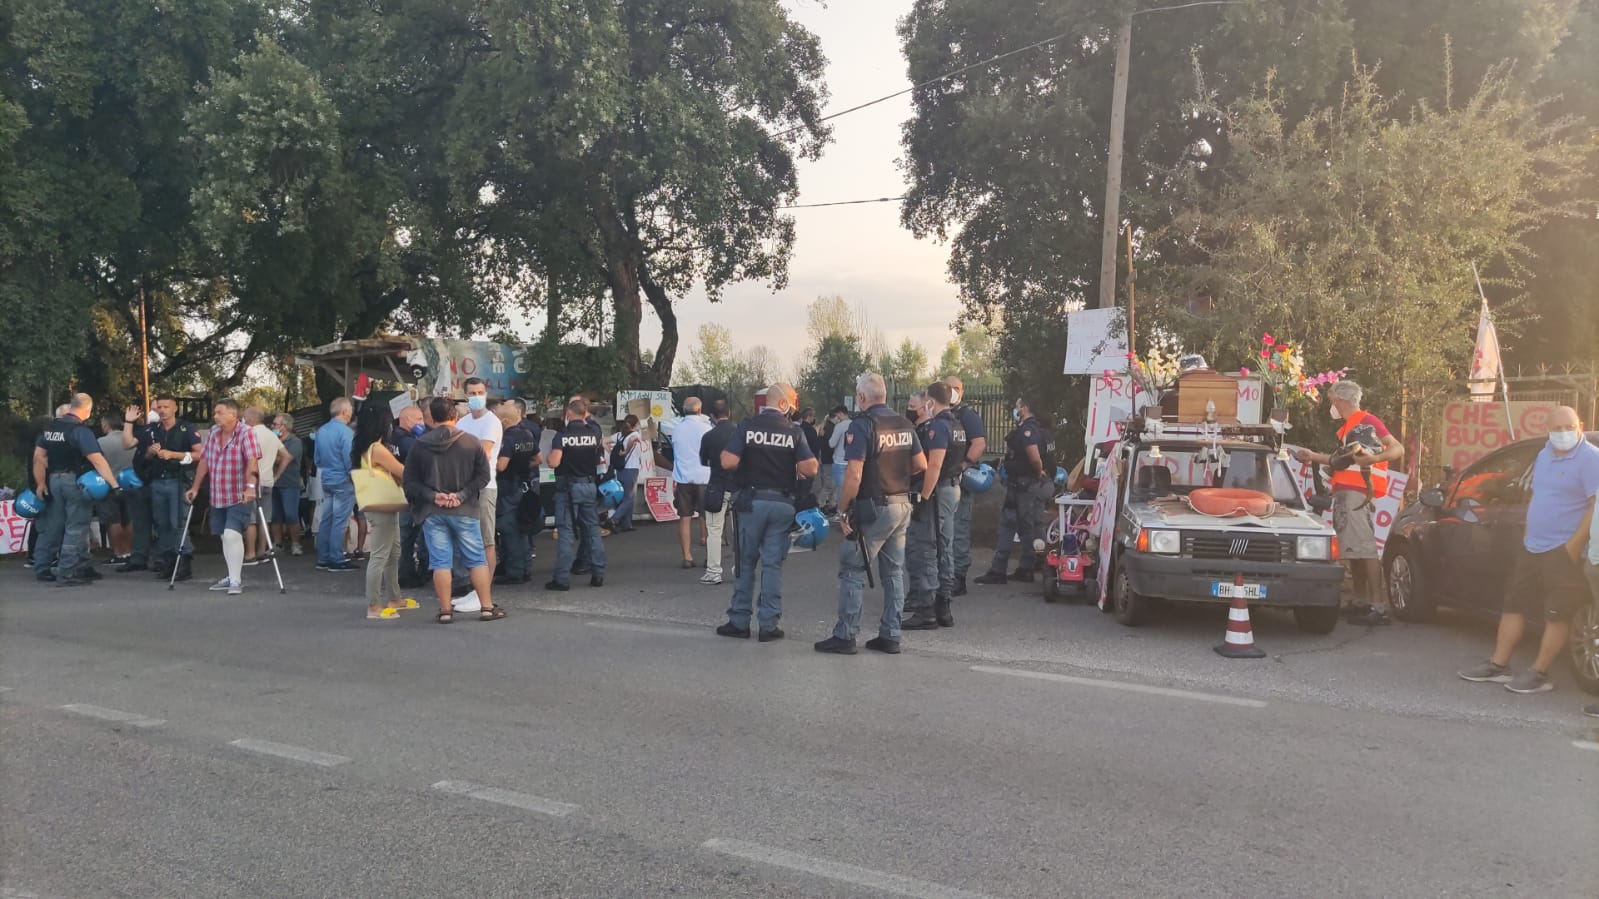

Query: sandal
left=479, top=605, right=507, bottom=621
left=435, top=611, right=454, bottom=624
left=387, top=598, right=420, bottom=611
left=367, top=608, right=400, bottom=620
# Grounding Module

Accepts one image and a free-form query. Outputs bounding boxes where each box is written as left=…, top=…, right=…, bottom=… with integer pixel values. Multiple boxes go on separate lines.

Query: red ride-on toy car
left=1044, top=496, right=1099, bottom=603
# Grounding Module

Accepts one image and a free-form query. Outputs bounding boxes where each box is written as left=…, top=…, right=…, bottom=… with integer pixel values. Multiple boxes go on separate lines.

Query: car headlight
left=1296, top=535, right=1332, bottom=561
left=1147, top=529, right=1181, bottom=555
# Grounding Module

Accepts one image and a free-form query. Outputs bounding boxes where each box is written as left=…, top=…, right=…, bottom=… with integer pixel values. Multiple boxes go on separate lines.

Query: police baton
left=849, top=510, right=874, bottom=590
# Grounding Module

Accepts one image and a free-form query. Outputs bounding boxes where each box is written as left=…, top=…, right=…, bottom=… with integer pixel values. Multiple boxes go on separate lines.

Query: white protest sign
left=1283, top=447, right=1408, bottom=555
left=1064, top=307, right=1129, bottom=375
left=1084, top=372, right=1157, bottom=455
left=0, top=500, right=32, bottom=555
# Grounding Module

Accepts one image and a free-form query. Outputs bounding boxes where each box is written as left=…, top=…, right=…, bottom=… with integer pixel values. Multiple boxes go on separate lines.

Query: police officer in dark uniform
left=713, top=384, right=817, bottom=641
left=116, top=403, right=159, bottom=572
left=943, top=376, right=988, bottom=595
left=494, top=403, right=542, bottom=585
left=976, top=396, right=1050, bottom=585
left=816, top=373, right=927, bottom=655
left=545, top=396, right=605, bottom=590
left=146, top=394, right=203, bottom=582
left=903, top=382, right=965, bottom=629
left=31, top=393, right=122, bottom=586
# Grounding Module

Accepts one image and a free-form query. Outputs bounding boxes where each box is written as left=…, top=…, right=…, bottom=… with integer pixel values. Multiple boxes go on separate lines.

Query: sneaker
left=699, top=572, right=724, bottom=585
left=227, top=582, right=243, bottom=596
left=1505, top=669, right=1553, bottom=694
left=209, top=577, right=237, bottom=592
left=814, top=636, right=858, bottom=655
left=1348, top=607, right=1392, bottom=627
left=1458, top=661, right=1513, bottom=683
left=757, top=627, right=784, bottom=643
left=716, top=622, right=750, bottom=639
left=1583, top=703, right=1599, bottom=719
left=324, top=561, right=358, bottom=572
left=290, top=544, right=304, bottom=557
left=864, top=637, right=901, bottom=654
left=973, top=571, right=1008, bottom=586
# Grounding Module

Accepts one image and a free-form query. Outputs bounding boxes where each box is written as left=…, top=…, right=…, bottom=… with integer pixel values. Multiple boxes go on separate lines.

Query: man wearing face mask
left=943, top=376, right=987, bottom=596
left=1292, top=380, right=1405, bottom=625
left=1459, top=406, right=1599, bottom=694
left=457, top=378, right=504, bottom=581
left=975, top=397, right=1049, bottom=586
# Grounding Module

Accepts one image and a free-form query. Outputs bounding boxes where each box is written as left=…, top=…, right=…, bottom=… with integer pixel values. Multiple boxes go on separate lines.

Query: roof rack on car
left=1119, top=418, right=1281, bottom=445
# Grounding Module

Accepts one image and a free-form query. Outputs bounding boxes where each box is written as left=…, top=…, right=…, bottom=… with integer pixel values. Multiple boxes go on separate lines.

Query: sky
left=636, top=0, right=964, bottom=377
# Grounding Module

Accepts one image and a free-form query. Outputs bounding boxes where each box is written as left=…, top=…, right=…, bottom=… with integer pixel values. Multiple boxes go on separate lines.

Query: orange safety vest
left=1330, top=410, right=1390, bottom=497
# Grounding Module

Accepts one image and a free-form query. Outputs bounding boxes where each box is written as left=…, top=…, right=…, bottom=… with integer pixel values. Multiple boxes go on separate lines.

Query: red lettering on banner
left=1376, top=509, right=1393, bottom=529
left=1441, top=401, right=1557, bottom=472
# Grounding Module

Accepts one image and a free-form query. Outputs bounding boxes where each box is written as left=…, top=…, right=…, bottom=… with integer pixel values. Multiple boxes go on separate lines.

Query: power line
left=778, top=195, right=906, bottom=209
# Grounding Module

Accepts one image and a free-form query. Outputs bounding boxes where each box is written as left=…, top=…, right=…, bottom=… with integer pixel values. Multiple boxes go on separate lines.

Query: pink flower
left=1260, top=349, right=1270, bottom=359
left=1268, top=361, right=1279, bottom=370
left=1262, top=333, right=1276, bottom=347
left=1239, top=367, right=1251, bottom=377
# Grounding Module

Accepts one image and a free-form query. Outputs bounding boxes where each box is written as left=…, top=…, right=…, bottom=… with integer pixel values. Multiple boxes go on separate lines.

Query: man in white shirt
left=671, top=396, right=713, bottom=568
left=243, top=406, right=291, bottom=565
left=456, top=378, right=504, bottom=578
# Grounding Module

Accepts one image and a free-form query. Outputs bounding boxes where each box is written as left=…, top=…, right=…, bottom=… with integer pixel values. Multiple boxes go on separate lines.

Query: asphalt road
left=2, top=523, right=1596, bottom=898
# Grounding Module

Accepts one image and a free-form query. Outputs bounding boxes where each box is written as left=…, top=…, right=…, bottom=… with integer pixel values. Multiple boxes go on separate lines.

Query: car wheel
left=1568, top=600, right=1599, bottom=697
left=1293, top=606, right=1340, bottom=635
left=1386, top=542, right=1435, bottom=623
left=1044, top=572, right=1062, bottom=604
left=1112, top=558, right=1150, bottom=627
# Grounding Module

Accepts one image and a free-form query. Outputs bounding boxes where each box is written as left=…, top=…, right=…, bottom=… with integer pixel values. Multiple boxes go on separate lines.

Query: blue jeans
left=554, top=481, right=605, bottom=584
left=422, top=513, right=487, bottom=570
left=613, top=468, right=640, bottom=530
left=833, top=501, right=913, bottom=642
left=33, top=473, right=93, bottom=578
left=725, top=498, right=794, bottom=631
left=317, top=486, right=354, bottom=565
left=150, top=477, right=193, bottom=558
left=497, top=483, right=532, bottom=580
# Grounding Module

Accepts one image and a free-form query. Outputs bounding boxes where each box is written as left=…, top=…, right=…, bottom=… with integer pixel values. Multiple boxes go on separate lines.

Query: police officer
left=545, top=396, right=605, bottom=590
left=146, top=394, right=203, bottom=582
left=943, top=376, right=987, bottom=595
left=976, top=396, right=1050, bottom=585
left=494, top=402, right=542, bottom=585
left=713, top=384, right=817, bottom=641
left=31, top=393, right=123, bottom=586
left=816, top=372, right=927, bottom=656
left=903, top=382, right=965, bottom=629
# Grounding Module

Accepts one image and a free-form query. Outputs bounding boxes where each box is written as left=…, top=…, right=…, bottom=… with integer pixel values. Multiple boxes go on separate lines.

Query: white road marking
left=431, top=780, right=578, bottom=817
left=583, top=620, right=705, bottom=637
left=61, top=704, right=165, bottom=727
left=228, top=738, right=350, bottom=767
left=703, top=838, right=999, bottom=899
left=0, top=686, right=13, bottom=693
left=1573, top=740, right=1599, bottom=753
left=970, top=665, right=1268, bottom=709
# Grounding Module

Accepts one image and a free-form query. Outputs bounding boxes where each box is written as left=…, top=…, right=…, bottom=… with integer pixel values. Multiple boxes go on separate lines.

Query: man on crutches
left=184, top=399, right=262, bottom=595
left=902, top=382, right=963, bottom=630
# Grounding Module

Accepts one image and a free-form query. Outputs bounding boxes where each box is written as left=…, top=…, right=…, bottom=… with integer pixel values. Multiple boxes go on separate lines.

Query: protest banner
left=1439, top=401, right=1556, bottom=471
left=1284, top=450, right=1409, bottom=556
left=0, top=501, right=32, bottom=555
left=1063, top=308, right=1128, bottom=375
left=645, top=476, right=679, bottom=522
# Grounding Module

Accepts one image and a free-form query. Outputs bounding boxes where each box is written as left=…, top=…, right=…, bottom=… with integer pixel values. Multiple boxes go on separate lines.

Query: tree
left=1143, top=67, right=1589, bottom=439
left=937, top=327, right=999, bottom=385
left=799, top=335, right=867, bottom=412
left=805, top=294, right=888, bottom=363
left=880, top=338, right=930, bottom=390
left=898, top=0, right=1594, bottom=411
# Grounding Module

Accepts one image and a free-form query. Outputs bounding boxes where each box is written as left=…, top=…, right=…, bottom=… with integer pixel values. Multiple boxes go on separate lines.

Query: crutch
left=257, top=504, right=286, bottom=594
left=168, top=499, right=195, bottom=591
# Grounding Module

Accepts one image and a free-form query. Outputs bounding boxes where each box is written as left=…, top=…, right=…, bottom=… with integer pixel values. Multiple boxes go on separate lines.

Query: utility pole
left=1095, top=11, right=1133, bottom=310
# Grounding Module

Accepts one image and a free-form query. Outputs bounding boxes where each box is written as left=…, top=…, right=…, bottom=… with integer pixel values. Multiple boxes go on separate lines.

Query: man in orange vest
left=1294, top=380, right=1405, bottom=626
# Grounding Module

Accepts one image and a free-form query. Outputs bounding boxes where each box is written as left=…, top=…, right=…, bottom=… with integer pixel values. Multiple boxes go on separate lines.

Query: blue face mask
left=467, top=395, right=487, bottom=412
left=410, top=423, right=425, bottom=436
left=1012, top=408, right=1022, bottom=423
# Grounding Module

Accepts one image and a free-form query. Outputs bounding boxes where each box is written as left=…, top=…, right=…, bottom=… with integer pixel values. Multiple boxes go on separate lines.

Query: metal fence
left=886, top=382, right=1009, bottom=460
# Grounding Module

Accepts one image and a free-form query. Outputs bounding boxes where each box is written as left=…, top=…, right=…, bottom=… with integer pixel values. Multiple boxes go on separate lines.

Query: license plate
left=1212, top=582, right=1267, bottom=599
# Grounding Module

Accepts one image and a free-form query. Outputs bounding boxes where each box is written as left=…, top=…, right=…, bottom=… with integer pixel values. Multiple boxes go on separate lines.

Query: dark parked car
left=1384, top=434, right=1599, bottom=695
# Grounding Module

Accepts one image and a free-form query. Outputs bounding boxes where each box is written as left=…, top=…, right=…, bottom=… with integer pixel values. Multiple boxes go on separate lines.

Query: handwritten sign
left=644, top=476, right=679, bottom=522
left=1084, top=372, right=1157, bottom=454
left=0, top=501, right=32, bottom=555
left=1064, top=308, right=1129, bottom=375
left=1440, top=401, right=1556, bottom=472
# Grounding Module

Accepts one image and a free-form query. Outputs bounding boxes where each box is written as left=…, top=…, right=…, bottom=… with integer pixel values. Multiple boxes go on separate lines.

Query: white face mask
left=1329, top=404, right=1346, bottom=421
left=1548, top=430, right=1583, bottom=452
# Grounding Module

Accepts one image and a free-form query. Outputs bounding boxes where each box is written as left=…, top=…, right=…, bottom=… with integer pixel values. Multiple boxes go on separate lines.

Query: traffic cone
left=1214, top=593, right=1267, bottom=659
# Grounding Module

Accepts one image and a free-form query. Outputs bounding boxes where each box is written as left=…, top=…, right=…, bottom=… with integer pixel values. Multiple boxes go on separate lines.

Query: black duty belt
left=749, top=489, right=794, bottom=504
left=47, top=469, right=86, bottom=478
left=556, top=475, right=596, bottom=484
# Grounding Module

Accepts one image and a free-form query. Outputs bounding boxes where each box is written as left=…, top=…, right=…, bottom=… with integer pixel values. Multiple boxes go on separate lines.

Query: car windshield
left=1129, top=447, right=1304, bottom=508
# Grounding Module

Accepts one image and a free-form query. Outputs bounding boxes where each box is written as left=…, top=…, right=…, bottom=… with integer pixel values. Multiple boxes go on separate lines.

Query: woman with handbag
left=351, top=405, right=415, bottom=620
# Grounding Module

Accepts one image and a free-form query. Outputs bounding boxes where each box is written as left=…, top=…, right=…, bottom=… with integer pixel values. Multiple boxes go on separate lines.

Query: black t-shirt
left=554, top=420, right=603, bottom=478
left=700, top=419, right=737, bottom=487
left=498, top=422, right=542, bottom=486
left=149, top=420, right=203, bottom=478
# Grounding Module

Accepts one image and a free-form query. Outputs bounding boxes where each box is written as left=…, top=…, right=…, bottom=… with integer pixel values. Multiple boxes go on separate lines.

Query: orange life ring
left=1188, top=488, right=1277, bottom=518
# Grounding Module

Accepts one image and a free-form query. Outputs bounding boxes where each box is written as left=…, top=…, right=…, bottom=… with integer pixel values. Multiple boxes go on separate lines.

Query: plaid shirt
left=200, top=424, right=262, bottom=507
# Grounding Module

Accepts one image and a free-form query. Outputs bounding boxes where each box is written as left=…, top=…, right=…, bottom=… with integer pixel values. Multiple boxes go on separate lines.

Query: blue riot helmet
left=962, top=463, right=996, bottom=494
left=792, top=507, right=830, bottom=549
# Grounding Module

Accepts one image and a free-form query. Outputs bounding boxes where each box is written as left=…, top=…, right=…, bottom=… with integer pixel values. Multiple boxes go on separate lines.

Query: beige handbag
left=353, top=447, right=407, bottom=512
